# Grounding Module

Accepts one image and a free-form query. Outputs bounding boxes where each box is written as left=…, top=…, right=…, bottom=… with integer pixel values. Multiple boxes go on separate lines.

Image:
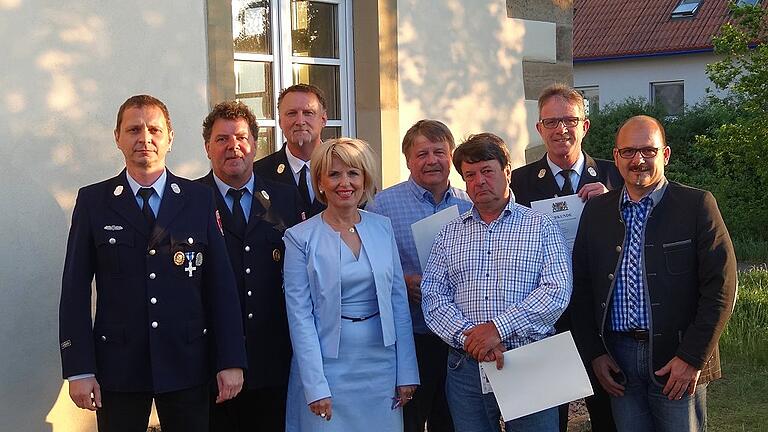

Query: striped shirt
left=421, top=194, right=572, bottom=350
left=610, top=179, right=668, bottom=331
left=366, top=178, right=472, bottom=334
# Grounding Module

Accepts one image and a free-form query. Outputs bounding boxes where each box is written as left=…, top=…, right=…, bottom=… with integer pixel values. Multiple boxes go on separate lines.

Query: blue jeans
left=607, top=333, right=708, bottom=432
left=445, top=348, right=558, bottom=432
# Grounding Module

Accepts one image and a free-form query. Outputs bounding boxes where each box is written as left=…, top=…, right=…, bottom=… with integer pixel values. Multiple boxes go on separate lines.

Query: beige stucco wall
left=391, top=0, right=557, bottom=187
left=0, top=1, right=212, bottom=430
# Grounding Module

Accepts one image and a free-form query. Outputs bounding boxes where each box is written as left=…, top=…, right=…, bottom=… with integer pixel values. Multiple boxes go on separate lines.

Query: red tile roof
left=574, top=0, right=735, bottom=60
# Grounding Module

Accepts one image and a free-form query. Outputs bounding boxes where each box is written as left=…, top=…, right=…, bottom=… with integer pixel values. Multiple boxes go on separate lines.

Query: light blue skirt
left=286, top=314, right=402, bottom=431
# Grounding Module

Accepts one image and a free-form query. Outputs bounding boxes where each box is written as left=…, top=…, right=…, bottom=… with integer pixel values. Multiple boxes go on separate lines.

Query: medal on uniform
left=171, top=183, right=181, bottom=194
left=272, top=249, right=281, bottom=262
left=277, top=163, right=285, bottom=174
left=184, top=252, right=197, bottom=277
left=587, top=166, right=597, bottom=177
left=113, top=185, right=124, bottom=196
left=301, top=211, right=307, bottom=221
left=195, top=252, right=203, bottom=266
left=104, top=225, right=123, bottom=231
left=173, top=251, right=185, bottom=266
left=215, top=210, right=224, bottom=236
left=261, top=190, right=270, bottom=200
left=537, top=169, right=546, bottom=179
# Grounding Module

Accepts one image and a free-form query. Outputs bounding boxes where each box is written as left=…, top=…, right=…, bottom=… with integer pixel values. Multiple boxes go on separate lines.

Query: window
left=232, top=0, right=354, bottom=159
left=651, top=81, right=684, bottom=116
left=575, top=86, right=599, bottom=116
left=736, top=0, right=761, bottom=6
left=671, top=0, right=701, bottom=18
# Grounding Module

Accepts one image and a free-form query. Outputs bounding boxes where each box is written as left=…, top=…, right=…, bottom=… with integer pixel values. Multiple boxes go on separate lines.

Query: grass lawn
left=708, top=268, right=768, bottom=431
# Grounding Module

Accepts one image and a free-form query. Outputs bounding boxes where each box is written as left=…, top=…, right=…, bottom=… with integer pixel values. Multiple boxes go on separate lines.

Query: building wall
left=0, top=1, right=211, bottom=431
left=574, top=52, right=720, bottom=108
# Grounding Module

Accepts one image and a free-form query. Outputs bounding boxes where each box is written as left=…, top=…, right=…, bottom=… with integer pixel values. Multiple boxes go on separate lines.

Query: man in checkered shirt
left=421, top=133, right=571, bottom=432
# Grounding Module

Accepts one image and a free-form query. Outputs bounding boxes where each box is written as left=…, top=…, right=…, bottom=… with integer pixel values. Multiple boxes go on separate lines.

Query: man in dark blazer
left=197, top=101, right=302, bottom=431
left=511, top=83, right=621, bottom=432
left=59, top=95, right=247, bottom=432
left=571, top=116, right=737, bottom=431
left=254, top=83, right=328, bottom=219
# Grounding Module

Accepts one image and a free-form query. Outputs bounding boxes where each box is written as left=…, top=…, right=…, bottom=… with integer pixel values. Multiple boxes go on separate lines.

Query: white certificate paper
left=411, top=205, right=460, bottom=271
left=530, top=195, right=585, bottom=250
left=480, top=332, right=593, bottom=422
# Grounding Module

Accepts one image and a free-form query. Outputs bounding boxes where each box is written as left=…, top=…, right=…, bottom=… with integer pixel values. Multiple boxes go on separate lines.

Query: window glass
left=651, top=82, right=684, bottom=116
left=292, top=64, right=340, bottom=120
left=576, top=86, right=600, bottom=116
left=321, top=127, right=341, bottom=141
left=235, top=61, right=274, bottom=119
left=671, top=0, right=700, bottom=18
left=255, top=126, right=274, bottom=160
left=291, top=1, right=339, bottom=58
left=233, top=0, right=272, bottom=54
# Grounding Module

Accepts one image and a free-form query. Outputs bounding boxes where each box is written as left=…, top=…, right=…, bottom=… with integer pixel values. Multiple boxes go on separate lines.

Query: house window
left=576, top=86, right=600, bottom=116
left=736, top=0, right=760, bottom=6
left=651, top=81, right=684, bottom=116
left=671, top=0, right=701, bottom=18
left=232, top=0, right=354, bottom=159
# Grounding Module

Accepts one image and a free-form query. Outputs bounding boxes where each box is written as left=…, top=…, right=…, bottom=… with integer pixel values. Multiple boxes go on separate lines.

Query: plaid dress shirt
left=421, top=194, right=572, bottom=350
left=366, top=178, right=472, bottom=334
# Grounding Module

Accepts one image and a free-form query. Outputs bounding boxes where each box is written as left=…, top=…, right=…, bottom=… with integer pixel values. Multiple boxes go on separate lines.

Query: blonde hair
left=310, top=137, right=378, bottom=206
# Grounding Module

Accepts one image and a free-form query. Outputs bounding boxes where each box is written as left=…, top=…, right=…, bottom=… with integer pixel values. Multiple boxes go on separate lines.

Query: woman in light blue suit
left=283, top=138, right=419, bottom=431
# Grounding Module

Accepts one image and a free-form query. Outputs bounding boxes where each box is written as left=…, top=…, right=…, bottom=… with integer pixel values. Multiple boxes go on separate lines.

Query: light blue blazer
left=283, top=210, right=419, bottom=404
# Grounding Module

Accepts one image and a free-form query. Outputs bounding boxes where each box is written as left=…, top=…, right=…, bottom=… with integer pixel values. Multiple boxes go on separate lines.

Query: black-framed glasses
left=539, top=117, right=583, bottom=129
left=615, top=146, right=665, bottom=159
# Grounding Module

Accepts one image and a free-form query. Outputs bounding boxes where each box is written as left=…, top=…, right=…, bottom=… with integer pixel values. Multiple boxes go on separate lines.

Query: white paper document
left=530, top=195, right=585, bottom=250
left=480, top=331, right=593, bottom=422
left=411, top=205, right=460, bottom=271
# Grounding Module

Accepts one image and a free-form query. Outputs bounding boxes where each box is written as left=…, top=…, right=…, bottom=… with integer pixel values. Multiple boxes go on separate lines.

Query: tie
left=298, top=165, right=311, bottom=206
left=137, top=187, right=155, bottom=228
left=625, top=197, right=652, bottom=328
left=559, top=169, right=575, bottom=195
left=227, top=188, right=247, bottom=237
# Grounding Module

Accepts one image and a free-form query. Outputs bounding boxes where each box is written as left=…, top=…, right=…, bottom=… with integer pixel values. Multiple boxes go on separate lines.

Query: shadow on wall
left=0, top=1, right=212, bottom=430
left=395, top=0, right=556, bottom=172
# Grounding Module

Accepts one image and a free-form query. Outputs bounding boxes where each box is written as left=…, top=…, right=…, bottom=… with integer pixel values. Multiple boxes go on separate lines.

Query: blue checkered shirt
left=421, top=194, right=572, bottom=350
left=610, top=181, right=667, bottom=331
left=366, top=178, right=473, bottom=334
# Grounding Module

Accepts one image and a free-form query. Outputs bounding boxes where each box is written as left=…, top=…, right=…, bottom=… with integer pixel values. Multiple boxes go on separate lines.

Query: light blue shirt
left=546, top=152, right=585, bottom=191
left=211, top=173, right=254, bottom=222
left=366, top=178, right=473, bottom=334
left=421, top=194, right=572, bottom=350
left=125, top=169, right=166, bottom=217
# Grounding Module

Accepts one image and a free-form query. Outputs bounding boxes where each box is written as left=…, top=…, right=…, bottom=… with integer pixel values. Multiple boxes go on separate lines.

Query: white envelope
left=480, top=331, right=593, bottom=422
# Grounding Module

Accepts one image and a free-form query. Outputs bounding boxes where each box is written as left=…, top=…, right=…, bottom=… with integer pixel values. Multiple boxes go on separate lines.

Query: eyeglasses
left=615, top=147, right=665, bottom=159
left=539, top=117, right=583, bottom=129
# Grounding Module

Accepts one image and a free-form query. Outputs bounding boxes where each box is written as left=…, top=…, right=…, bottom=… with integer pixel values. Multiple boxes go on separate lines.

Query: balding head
left=613, top=115, right=671, bottom=201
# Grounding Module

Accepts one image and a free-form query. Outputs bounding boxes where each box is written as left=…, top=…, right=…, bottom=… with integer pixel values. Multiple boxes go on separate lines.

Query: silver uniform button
left=608, top=273, right=615, bottom=281
left=149, top=249, right=156, bottom=256
left=149, top=273, right=156, bottom=280
left=101, top=335, right=107, bottom=341
left=247, top=290, right=252, bottom=297
left=203, top=328, right=208, bottom=335
left=248, top=313, right=253, bottom=319
left=150, top=297, right=157, bottom=304
left=109, top=238, right=116, bottom=245
left=244, top=245, right=251, bottom=252
left=245, top=268, right=251, bottom=274
left=188, top=237, right=194, bottom=244
left=151, top=321, right=158, bottom=328
left=615, top=246, right=622, bottom=253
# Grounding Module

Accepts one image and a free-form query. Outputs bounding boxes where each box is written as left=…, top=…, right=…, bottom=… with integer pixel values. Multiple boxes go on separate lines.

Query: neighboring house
left=573, top=0, right=764, bottom=115
left=0, top=1, right=571, bottom=431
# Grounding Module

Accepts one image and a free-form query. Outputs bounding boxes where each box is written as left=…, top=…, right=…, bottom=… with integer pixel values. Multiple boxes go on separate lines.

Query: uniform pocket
left=170, top=232, right=208, bottom=280
left=95, top=231, right=134, bottom=278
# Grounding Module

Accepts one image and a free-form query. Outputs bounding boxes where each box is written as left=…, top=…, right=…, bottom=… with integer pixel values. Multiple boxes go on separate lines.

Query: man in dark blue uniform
left=59, top=95, right=247, bottom=432
left=197, top=101, right=301, bottom=431
left=254, top=84, right=328, bottom=219
left=511, top=84, right=622, bottom=432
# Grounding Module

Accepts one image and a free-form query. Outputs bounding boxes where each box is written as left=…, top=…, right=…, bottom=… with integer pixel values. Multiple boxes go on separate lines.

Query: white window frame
left=234, top=0, right=355, bottom=152
left=575, top=85, right=599, bottom=117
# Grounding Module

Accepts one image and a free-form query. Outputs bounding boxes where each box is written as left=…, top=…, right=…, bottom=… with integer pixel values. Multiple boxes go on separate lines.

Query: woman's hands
left=393, top=385, right=418, bottom=409
left=309, top=397, right=333, bottom=421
